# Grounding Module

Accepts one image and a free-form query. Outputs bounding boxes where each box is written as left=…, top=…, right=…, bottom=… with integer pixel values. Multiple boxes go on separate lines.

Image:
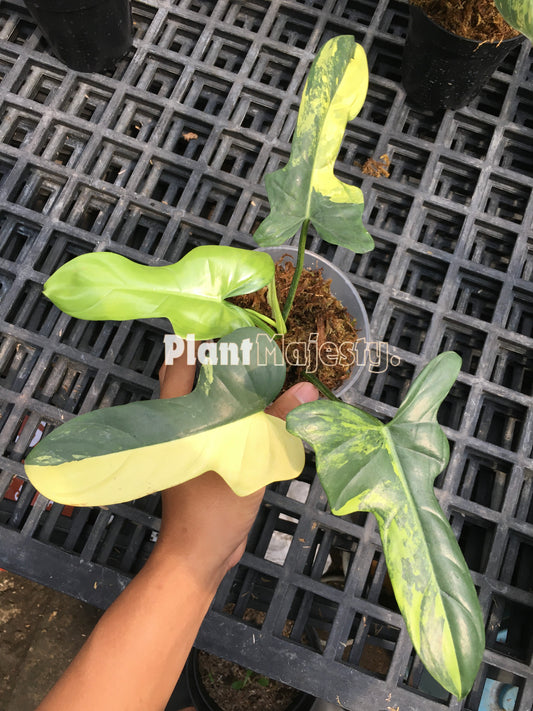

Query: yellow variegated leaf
left=26, top=328, right=304, bottom=506
left=26, top=412, right=303, bottom=506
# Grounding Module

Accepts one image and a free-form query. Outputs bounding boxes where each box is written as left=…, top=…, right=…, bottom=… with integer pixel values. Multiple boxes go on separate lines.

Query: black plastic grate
left=1, top=1, right=532, bottom=709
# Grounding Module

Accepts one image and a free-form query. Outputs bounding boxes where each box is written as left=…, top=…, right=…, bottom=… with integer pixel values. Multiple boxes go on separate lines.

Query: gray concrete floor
left=0, top=569, right=102, bottom=711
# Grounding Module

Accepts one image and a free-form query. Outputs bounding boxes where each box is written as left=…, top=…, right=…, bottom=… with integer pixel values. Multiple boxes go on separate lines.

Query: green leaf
left=287, top=353, right=485, bottom=699
left=495, top=0, right=533, bottom=42
left=43, top=246, right=275, bottom=340
left=256, top=677, right=270, bottom=687
left=25, top=328, right=304, bottom=506
left=254, top=35, right=373, bottom=253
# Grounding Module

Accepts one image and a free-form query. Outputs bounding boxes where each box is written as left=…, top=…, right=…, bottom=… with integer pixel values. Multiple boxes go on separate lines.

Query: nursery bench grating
left=0, top=1, right=532, bottom=709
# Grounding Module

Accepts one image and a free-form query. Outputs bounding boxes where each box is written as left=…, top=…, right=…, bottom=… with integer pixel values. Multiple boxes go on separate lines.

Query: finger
left=265, top=381, right=319, bottom=421
left=159, top=344, right=199, bottom=399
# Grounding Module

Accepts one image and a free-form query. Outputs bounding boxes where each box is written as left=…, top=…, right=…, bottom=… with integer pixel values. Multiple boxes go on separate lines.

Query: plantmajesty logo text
left=164, top=334, right=400, bottom=373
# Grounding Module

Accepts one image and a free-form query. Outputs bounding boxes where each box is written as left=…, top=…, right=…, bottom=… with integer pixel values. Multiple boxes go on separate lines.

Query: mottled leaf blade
left=285, top=402, right=382, bottom=511
left=254, top=36, right=373, bottom=252
left=287, top=353, right=485, bottom=698
left=378, top=431, right=485, bottom=699
left=495, top=0, right=533, bottom=41
left=44, top=246, right=275, bottom=339
left=393, top=351, right=462, bottom=424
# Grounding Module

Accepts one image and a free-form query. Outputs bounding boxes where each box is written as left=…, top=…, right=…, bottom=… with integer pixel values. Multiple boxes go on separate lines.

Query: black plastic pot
left=402, top=3, right=525, bottom=111
left=186, top=648, right=316, bottom=711
left=23, top=0, right=132, bottom=73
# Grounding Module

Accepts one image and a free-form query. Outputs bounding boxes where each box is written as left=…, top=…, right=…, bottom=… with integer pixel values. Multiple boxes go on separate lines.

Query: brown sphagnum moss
left=233, top=255, right=359, bottom=391
left=411, top=0, right=519, bottom=42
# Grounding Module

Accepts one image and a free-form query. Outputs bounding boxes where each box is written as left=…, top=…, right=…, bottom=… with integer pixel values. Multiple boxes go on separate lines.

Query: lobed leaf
left=254, top=35, right=373, bottom=253
left=25, top=329, right=304, bottom=506
left=43, top=246, right=275, bottom=339
left=287, top=352, right=485, bottom=698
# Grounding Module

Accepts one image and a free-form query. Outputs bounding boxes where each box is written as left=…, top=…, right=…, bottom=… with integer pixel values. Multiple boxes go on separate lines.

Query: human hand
left=154, top=350, right=318, bottom=586
left=37, top=344, right=317, bottom=711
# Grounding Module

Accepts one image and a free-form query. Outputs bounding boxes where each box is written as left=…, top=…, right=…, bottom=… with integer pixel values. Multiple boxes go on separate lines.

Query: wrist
left=150, top=538, right=229, bottom=594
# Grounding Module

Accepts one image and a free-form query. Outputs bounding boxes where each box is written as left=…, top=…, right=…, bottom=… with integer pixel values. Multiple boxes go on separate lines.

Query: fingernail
left=292, top=381, right=319, bottom=404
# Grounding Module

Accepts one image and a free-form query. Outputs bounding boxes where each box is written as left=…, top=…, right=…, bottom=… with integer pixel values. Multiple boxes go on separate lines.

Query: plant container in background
left=22, top=0, right=132, bottom=72
left=402, top=3, right=525, bottom=111
left=186, top=648, right=316, bottom=711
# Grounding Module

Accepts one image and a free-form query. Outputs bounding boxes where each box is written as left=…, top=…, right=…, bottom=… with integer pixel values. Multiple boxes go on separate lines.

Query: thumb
left=265, top=381, right=319, bottom=421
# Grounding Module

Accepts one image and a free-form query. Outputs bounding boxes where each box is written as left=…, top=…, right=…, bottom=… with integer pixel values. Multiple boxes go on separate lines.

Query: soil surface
left=198, top=650, right=299, bottom=711
left=0, top=570, right=102, bottom=711
left=411, top=0, right=519, bottom=41
left=233, top=255, right=359, bottom=391
left=196, top=606, right=301, bottom=711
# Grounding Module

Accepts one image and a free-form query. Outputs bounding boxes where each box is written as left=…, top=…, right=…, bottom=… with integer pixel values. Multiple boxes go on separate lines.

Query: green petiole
left=243, top=309, right=276, bottom=337
left=244, top=308, right=277, bottom=328
left=282, top=220, right=309, bottom=322
left=303, top=372, right=341, bottom=401
left=266, top=277, right=287, bottom=335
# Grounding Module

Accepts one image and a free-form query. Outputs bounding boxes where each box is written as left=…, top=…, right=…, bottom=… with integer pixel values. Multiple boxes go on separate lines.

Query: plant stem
left=282, top=219, right=309, bottom=322
left=244, top=308, right=277, bottom=328
left=266, top=276, right=287, bottom=335
left=304, top=372, right=341, bottom=401
left=244, top=309, right=276, bottom=337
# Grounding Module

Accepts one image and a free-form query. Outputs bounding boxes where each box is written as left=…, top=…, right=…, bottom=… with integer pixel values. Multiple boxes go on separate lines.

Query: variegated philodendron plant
left=25, top=35, right=484, bottom=700
left=287, top=353, right=485, bottom=698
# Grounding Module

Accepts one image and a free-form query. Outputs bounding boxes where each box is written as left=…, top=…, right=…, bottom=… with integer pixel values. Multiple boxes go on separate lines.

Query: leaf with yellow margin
left=287, top=352, right=485, bottom=699
left=25, top=329, right=304, bottom=506
left=254, top=35, right=373, bottom=252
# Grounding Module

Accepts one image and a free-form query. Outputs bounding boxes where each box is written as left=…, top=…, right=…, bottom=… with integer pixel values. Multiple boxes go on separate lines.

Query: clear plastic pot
left=260, top=246, right=370, bottom=397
